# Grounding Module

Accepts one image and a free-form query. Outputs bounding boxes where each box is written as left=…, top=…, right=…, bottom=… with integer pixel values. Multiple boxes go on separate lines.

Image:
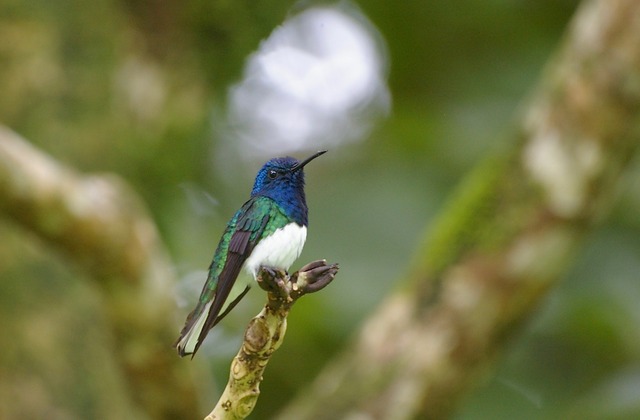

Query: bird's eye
left=267, top=169, right=278, bottom=180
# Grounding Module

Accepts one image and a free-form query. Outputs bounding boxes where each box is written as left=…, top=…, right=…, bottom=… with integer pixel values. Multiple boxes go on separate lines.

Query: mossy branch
left=277, top=1, right=640, bottom=418
left=0, top=126, right=200, bottom=417
left=205, top=260, right=339, bottom=420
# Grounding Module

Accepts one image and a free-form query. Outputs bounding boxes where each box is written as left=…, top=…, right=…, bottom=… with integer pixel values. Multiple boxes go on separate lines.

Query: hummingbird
left=175, top=150, right=327, bottom=357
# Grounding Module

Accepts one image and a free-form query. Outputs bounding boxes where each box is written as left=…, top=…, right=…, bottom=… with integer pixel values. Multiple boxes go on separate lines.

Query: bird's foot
left=257, top=266, right=289, bottom=299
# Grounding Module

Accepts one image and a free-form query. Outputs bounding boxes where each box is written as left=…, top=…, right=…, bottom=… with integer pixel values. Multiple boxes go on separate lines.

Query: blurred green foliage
left=2, top=0, right=640, bottom=418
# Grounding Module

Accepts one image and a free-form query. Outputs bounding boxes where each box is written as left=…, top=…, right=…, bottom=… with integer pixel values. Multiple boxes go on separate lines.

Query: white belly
left=244, top=223, right=307, bottom=278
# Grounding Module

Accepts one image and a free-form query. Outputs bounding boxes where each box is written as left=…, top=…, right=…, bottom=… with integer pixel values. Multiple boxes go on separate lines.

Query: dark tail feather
left=174, top=300, right=212, bottom=357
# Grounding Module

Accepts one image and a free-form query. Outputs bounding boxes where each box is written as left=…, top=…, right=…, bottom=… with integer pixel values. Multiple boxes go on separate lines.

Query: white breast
left=244, top=223, right=307, bottom=278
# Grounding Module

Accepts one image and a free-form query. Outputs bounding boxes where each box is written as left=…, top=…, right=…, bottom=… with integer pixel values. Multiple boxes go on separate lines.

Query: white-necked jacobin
left=175, top=150, right=326, bottom=357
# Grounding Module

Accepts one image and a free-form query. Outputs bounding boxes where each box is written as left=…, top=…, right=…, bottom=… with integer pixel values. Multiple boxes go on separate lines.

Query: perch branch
left=205, top=260, right=339, bottom=420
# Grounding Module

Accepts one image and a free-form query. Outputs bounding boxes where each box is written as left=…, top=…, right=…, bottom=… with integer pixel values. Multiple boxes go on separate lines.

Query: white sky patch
left=226, top=4, right=390, bottom=156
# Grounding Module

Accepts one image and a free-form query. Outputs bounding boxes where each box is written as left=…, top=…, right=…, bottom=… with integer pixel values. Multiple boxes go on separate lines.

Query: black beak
left=292, top=150, right=327, bottom=172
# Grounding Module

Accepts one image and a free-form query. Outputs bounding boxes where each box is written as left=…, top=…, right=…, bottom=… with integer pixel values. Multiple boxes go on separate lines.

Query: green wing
left=175, top=196, right=287, bottom=357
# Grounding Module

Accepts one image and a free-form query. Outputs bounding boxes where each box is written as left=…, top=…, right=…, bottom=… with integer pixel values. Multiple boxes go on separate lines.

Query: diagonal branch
left=276, top=0, right=640, bottom=418
left=0, top=126, right=199, bottom=418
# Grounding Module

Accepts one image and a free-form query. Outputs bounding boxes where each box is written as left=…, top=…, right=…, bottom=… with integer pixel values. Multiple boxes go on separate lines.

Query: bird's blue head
left=251, top=151, right=326, bottom=226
